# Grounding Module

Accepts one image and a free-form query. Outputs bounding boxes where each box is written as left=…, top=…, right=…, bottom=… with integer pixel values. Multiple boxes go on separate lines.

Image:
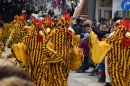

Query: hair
left=99, top=17, right=106, bottom=23
left=112, top=16, right=123, bottom=22
left=0, top=59, right=14, bottom=67
left=0, top=66, right=31, bottom=81
left=54, top=15, right=57, bottom=18
left=0, top=77, right=33, bottom=86
left=92, top=19, right=97, bottom=22
left=0, top=20, right=4, bottom=27
left=76, top=17, right=81, bottom=24
left=84, top=23, right=90, bottom=28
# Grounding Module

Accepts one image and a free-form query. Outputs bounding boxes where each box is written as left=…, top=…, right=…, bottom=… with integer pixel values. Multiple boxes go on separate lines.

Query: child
left=76, top=33, right=90, bottom=73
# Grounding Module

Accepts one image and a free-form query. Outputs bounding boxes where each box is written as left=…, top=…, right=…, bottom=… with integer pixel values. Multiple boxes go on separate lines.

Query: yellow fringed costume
left=89, top=31, right=111, bottom=65
left=6, top=15, right=27, bottom=46
left=0, top=22, right=12, bottom=57
left=90, top=19, right=130, bottom=86
left=11, top=17, right=83, bottom=86
left=106, top=20, right=130, bottom=86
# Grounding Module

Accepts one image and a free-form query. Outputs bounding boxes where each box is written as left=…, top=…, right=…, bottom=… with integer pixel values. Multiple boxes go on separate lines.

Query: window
left=99, top=0, right=112, bottom=7
left=98, top=9, right=101, bottom=20
left=104, top=10, right=112, bottom=20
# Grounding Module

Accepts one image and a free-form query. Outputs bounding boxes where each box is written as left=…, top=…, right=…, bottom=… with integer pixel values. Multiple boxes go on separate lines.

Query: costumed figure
left=90, top=19, right=130, bottom=86
left=11, top=14, right=20, bottom=25
left=10, top=16, right=83, bottom=86
left=10, top=18, right=51, bottom=85
left=6, top=14, right=27, bottom=47
left=0, top=20, right=5, bottom=57
left=1, top=15, right=20, bottom=47
left=42, top=16, right=54, bottom=34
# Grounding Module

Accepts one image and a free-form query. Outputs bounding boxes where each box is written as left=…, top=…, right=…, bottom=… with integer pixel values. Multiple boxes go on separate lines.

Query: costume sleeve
left=92, top=27, right=106, bottom=36
left=42, top=37, right=64, bottom=63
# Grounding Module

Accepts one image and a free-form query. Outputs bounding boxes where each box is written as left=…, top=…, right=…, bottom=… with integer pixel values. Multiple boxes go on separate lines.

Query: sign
left=121, top=0, right=130, bottom=10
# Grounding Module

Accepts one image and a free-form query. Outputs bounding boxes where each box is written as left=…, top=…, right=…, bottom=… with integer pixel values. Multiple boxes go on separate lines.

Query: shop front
left=95, top=0, right=124, bottom=21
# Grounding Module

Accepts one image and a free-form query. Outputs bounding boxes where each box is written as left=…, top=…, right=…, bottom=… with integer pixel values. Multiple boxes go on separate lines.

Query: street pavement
left=2, top=47, right=105, bottom=86
left=46, top=0, right=71, bottom=18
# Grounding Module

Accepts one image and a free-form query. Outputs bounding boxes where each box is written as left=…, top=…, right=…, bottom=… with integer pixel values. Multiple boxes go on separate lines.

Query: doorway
left=96, top=0, right=112, bottom=21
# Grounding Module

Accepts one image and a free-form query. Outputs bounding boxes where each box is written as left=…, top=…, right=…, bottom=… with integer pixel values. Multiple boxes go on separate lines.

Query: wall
left=88, top=0, right=96, bottom=20
left=112, top=0, right=122, bottom=18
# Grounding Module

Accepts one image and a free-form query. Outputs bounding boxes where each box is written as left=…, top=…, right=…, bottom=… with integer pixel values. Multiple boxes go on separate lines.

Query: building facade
left=88, top=0, right=130, bottom=21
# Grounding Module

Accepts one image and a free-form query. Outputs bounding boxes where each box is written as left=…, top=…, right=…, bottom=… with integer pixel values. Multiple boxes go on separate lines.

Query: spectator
left=0, top=76, right=33, bottom=86
left=0, top=66, right=31, bottom=81
left=76, top=33, right=90, bottom=73
left=82, top=22, right=91, bottom=33
left=0, top=66, right=33, bottom=86
left=53, top=15, right=58, bottom=27
left=48, top=9, right=55, bottom=17
left=92, top=19, right=99, bottom=28
left=73, top=17, right=83, bottom=35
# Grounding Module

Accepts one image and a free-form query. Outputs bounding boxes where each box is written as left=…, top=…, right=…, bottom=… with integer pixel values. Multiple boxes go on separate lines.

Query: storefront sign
left=121, top=0, right=130, bottom=10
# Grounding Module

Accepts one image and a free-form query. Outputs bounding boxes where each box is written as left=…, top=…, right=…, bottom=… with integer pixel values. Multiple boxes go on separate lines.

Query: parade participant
left=6, top=14, right=27, bottom=47
left=10, top=17, right=53, bottom=85
left=104, top=19, right=121, bottom=86
left=11, top=16, right=83, bottom=86
left=105, top=19, right=130, bottom=86
left=90, top=18, right=130, bottom=86
left=11, top=14, right=20, bottom=25
left=0, top=20, right=5, bottom=56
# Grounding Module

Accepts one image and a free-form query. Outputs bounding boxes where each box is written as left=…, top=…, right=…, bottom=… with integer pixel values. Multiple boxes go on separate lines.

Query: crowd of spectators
left=70, top=16, right=122, bottom=86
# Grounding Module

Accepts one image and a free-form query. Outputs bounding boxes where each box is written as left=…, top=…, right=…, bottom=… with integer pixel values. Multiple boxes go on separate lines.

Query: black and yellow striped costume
left=106, top=25, right=130, bottom=86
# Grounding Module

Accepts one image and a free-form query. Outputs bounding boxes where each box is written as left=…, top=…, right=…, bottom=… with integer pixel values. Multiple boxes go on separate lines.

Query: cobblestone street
left=68, top=71, right=105, bottom=86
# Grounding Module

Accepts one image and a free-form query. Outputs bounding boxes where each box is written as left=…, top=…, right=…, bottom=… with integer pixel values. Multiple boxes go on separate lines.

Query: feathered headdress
left=119, top=19, right=130, bottom=29
left=64, top=13, right=70, bottom=22
left=117, top=19, right=130, bottom=46
left=35, top=19, right=44, bottom=42
left=14, top=14, right=19, bottom=19
left=20, top=13, right=26, bottom=20
left=36, top=19, right=43, bottom=29
left=43, top=16, right=53, bottom=27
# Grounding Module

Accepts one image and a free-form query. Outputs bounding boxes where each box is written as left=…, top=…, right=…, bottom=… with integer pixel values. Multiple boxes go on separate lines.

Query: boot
left=105, top=83, right=111, bottom=86
left=98, top=76, right=105, bottom=82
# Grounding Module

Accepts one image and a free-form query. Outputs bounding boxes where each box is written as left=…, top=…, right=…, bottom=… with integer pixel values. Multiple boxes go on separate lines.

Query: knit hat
left=83, top=33, right=90, bottom=40
left=80, top=33, right=84, bottom=39
left=85, top=20, right=92, bottom=24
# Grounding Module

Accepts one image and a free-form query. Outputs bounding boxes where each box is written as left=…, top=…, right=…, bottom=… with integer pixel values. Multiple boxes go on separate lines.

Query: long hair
left=0, top=76, right=33, bottom=86
left=0, top=66, right=31, bottom=81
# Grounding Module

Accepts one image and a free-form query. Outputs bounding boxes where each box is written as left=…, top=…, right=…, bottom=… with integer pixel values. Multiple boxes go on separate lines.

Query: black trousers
left=78, top=56, right=89, bottom=71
